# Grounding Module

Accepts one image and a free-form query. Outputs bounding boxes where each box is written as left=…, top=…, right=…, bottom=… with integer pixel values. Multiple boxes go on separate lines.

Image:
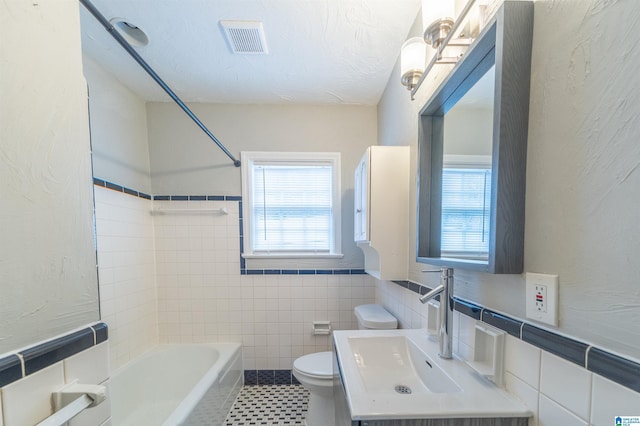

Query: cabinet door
left=354, top=151, right=369, bottom=242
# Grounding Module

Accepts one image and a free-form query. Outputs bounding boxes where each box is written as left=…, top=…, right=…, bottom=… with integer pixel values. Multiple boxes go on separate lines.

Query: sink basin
left=333, top=329, right=531, bottom=421
left=348, top=336, right=461, bottom=394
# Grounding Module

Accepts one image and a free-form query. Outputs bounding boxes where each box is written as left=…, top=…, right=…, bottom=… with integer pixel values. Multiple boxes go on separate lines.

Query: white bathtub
left=110, top=343, right=242, bottom=426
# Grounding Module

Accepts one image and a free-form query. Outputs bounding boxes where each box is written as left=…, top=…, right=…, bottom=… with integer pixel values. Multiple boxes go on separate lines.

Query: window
left=241, top=152, right=342, bottom=258
left=441, top=155, right=491, bottom=260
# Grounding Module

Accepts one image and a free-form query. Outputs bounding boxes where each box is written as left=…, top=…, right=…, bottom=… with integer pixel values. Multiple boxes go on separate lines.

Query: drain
left=394, top=385, right=412, bottom=394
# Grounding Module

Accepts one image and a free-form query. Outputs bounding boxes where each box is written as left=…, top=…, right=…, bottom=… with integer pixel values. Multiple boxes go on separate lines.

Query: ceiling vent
left=220, top=20, right=268, bottom=55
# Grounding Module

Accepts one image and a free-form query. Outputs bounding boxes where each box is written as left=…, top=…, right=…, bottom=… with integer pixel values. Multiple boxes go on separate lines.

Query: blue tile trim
left=207, top=195, right=225, bottom=200
left=317, top=270, right=333, bottom=275
left=333, top=269, right=351, bottom=275
left=482, top=310, right=522, bottom=338
left=0, top=355, right=23, bottom=387
left=93, top=178, right=154, bottom=201
left=299, top=269, right=316, bottom=275
left=0, top=323, right=109, bottom=387
left=244, top=370, right=258, bottom=385
left=522, top=324, right=588, bottom=367
left=350, top=269, right=366, bottom=274
left=264, top=269, right=281, bottom=275
left=454, top=299, right=483, bottom=320
left=153, top=195, right=170, bottom=200
left=105, top=181, right=123, bottom=192
left=282, top=270, right=299, bottom=275
left=257, top=369, right=275, bottom=385
left=92, top=322, right=109, bottom=344
left=21, top=328, right=95, bottom=375
left=226, top=196, right=242, bottom=201
left=171, top=195, right=189, bottom=201
left=247, top=269, right=264, bottom=275
left=588, top=348, right=640, bottom=393
left=244, top=369, right=294, bottom=386
left=189, top=195, right=207, bottom=200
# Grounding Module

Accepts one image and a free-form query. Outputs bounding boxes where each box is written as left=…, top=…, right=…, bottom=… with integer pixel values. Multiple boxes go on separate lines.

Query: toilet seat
left=293, top=351, right=336, bottom=379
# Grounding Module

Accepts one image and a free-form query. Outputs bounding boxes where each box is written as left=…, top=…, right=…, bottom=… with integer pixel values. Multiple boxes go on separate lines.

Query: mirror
left=416, top=2, right=533, bottom=273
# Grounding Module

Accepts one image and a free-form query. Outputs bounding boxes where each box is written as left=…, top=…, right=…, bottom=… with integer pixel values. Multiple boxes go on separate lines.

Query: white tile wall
left=540, top=352, right=592, bottom=421
left=590, top=375, right=640, bottom=426
left=1, top=363, right=65, bottom=426
left=0, top=339, right=111, bottom=426
left=94, top=186, right=158, bottom=370
left=153, top=199, right=376, bottom=369
left=374, top=279, right=640, bottom=426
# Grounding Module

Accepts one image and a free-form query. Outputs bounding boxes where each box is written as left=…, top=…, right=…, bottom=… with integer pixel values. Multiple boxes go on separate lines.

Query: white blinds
left=251, top=163, right=334, bottom=252
left=441, top=167, right=491, bottom=259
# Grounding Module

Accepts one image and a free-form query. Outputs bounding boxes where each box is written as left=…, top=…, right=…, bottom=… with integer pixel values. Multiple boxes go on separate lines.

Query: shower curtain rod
left=79, top=0, right=241, bottom=167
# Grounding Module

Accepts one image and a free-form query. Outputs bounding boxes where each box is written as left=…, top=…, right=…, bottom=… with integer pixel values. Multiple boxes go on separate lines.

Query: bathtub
left=110, top=343, right=242, bottom=425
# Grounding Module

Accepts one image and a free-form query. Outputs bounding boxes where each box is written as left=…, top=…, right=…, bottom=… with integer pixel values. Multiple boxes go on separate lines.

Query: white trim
left=443, top=154, right=492, bottom=169
left=242, top=253, right=344, bottom=259
left=240, top=151, right=342, bottom=258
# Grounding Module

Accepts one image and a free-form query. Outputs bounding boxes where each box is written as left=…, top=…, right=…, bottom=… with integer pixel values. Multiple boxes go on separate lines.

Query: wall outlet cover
left=525, top=272, right=559, bottom=326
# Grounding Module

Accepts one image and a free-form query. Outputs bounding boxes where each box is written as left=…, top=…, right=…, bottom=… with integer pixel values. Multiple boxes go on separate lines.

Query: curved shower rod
left=80, top=0, right=241, bottom=167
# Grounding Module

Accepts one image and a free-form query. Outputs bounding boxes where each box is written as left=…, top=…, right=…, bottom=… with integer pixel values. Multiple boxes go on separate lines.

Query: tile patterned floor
left=224, top=385, right=309, bottom=426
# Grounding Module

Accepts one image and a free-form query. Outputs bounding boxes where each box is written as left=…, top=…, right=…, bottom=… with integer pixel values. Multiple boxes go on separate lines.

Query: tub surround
left=95, top=178, right=376, bottom=371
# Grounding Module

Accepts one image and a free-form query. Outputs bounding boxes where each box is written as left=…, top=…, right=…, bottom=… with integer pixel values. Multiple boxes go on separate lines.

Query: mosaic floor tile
left=224, top=384, right=309, bottom=425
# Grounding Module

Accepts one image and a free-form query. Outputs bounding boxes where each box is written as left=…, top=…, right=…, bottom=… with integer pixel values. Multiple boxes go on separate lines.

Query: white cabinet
left=354, top=146, right=410, bottom=280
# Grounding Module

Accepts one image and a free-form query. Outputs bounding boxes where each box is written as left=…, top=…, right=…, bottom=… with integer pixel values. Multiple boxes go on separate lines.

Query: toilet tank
left=354, top=304, right=398, bottom=330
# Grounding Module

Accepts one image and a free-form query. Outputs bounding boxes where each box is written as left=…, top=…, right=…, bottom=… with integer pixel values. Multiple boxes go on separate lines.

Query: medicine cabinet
left=416, top=1, right=533, bottom=273
left=355, top=146, right=409, bottom=280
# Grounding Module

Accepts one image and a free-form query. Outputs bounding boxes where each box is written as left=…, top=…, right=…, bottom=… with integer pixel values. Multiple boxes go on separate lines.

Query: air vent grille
left=220, top=20, right=268, bottom=55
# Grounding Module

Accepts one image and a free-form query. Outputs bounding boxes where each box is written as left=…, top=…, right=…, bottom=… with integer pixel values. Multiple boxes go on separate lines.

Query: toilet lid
left=293, top=351, right=336, bottom=378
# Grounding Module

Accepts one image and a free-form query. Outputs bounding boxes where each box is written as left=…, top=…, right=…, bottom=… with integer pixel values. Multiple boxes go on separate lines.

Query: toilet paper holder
left=312, top=321, right=332, bottom=335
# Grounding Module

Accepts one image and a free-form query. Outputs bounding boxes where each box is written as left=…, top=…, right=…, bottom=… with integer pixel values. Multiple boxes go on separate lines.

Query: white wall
left=0, top=0, right=99, bottom=353
left=83, top=56, right=152, bottom=194
left=377, top=0, right=640, bottom=361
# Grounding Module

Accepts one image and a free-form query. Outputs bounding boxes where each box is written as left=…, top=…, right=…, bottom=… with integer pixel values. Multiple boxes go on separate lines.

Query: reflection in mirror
left=441, top=66, right=494, bottom=261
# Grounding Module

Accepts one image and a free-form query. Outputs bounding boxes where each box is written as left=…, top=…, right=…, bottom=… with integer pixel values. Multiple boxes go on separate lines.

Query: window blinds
left=251, top=164, right=334, bottom=252
left=441, top=167, right=491, bottom=259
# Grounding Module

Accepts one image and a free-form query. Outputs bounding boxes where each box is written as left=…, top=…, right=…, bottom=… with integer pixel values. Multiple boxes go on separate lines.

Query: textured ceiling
left=80, top=0, right=422, bottom=105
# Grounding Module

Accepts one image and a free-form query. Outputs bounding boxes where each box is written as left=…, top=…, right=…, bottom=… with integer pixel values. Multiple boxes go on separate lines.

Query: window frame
left=240, top=151, right=343, bottom=259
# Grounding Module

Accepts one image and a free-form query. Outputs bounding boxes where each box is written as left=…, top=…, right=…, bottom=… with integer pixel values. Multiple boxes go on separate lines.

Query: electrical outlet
left=526, top=272, right=559, bottom=326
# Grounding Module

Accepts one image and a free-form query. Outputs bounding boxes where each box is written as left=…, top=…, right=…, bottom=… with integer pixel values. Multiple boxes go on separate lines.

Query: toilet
left=292, top=304, right=397, bottom=426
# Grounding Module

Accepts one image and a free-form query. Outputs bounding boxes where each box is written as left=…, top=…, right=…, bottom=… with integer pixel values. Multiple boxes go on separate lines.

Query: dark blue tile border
left=522, top=324, right=589, bottom=366
left=482, top=309, right=522, bottom=338
left=454, top=299, right=483, bottom=320
left=92, top=322, right=109, bottom=344
left=22, top=328, right=95, bottom=375
left=244, top=369, right=295, bottom=386
left=0, top=322, right=109, bottom=386
left=0, top=355, right=23, bottom=388
left=588, top=348, right=640, bottom=393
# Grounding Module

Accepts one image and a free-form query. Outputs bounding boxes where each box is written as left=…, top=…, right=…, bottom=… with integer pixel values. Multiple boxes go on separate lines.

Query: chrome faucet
left=419, top=267, right=454, bottom=359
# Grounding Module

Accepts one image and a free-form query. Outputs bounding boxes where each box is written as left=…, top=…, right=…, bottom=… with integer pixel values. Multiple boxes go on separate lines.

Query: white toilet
left=292, top=304, right=398, bottom=426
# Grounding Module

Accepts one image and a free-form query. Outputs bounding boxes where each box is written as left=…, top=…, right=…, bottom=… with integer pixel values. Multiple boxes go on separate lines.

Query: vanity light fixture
left=401, top=0, right=487, bottom=99
left=400, top=37, right=427, bottom=91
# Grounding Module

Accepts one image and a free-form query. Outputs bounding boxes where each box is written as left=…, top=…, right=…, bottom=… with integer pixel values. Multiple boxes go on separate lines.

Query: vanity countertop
left=333, top=329, right=531, bottom=421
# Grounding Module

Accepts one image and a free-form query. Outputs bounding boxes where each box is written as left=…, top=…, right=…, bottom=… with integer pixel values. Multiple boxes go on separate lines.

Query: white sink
left=333, top=329, right=531, bottom=421
left=348, top=335, right=461, bottom=394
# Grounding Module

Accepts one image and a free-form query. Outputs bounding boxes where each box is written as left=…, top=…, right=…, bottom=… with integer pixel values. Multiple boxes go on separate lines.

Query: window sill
left=242, top=253, right=344, bottom=259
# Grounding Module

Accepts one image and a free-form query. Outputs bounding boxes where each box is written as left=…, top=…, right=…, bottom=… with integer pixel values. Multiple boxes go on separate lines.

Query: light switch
left=526, top=272, right=559, bottom=326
